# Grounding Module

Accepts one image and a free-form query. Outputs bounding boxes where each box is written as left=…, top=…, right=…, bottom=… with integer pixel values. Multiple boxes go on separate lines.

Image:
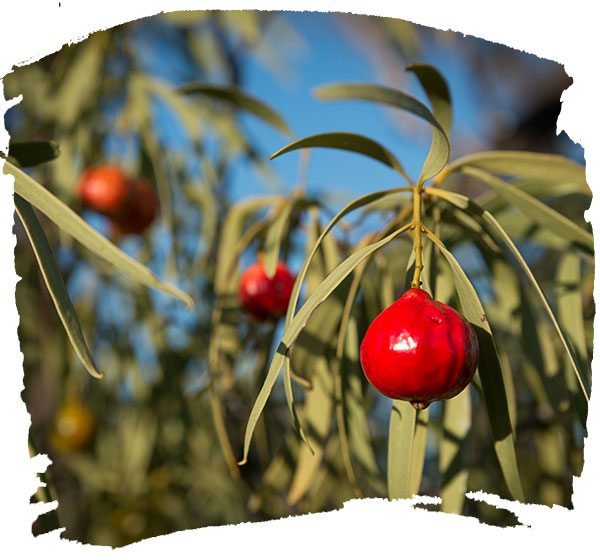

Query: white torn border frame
left=0, top=1, right=598, bottom=558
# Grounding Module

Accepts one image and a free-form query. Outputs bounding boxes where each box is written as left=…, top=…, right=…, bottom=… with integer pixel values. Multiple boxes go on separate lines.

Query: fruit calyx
left=359, top=288, right=479, bottom=409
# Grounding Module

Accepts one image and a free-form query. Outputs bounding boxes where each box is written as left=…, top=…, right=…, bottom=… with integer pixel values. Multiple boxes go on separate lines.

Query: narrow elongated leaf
left=287, top=359, right=333, bottom=504
left=387, top=400, right=416, bottom=499
left=461, top=166, right=593, bottom=253
left=270, top=132, right=410, bottom=181
left=556, top=253, right=590, bottom=424
left=263, top=202, right=295, bottom=279
left=314, top=82, right=449, bottom=182
left=6, top=141, right=60, bottom=167
left=407, top=64, right=452, bottom=136
left=6, top=162, right=193, bottom=308
left=178, top=82, right=292, bottom=136
left=408, top=408, right=429, bottom=496
left=14, top=195, right=103, bottom=379
left=428, top=187, right=590, bottom=403
left=440, top=389, right=471, bottom=513
left=342, top=316, right=380, bottom=478
left=423, top=227, right=525, bottom=502
left=238, top=223, right=411, bottom=465
left=447, top=151, right=590, bottom=195
left=283, top=187, right=412, bottom=334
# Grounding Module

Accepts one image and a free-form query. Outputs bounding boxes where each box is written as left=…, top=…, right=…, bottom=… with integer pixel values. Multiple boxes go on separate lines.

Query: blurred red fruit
left=76, top=165, right=129, bottom=215
left=238, top=261, right=295, bottom=321
left=360, top=288, right=479, bottom=409
left=112, top=177, right=160, bottom=235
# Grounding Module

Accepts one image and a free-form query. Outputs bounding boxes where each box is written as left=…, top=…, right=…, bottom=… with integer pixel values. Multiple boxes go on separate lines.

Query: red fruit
left=76, top=165, right=129, bottom=215
left=112, top=177, right=159, bottom=235
left=360, top=288, right=479, bottom=409
left=238, top=261, right=295, bottom=321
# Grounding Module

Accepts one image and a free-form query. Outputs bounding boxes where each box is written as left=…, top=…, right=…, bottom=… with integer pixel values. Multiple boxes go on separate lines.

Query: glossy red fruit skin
left=360, top=288, right=479, bottom=408
left=76, top=165, right=129, bottom=215
left=238, top=261, right=295, bottom=321
left=112, top=177, right=159, bottom=235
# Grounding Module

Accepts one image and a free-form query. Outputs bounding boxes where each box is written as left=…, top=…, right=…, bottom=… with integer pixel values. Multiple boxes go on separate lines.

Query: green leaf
left=5, top=161, right=193, bottom=309
left=556, top=253, right=590, bottom=424
left=263, top=201, right=295, bottom=279
left=287, top=359, right=334, bottom=504
left=238, top=222, right=411, bottom=465
left=440, top=389, right=471, bottom=514
left=314, top=82, right=449, bottom=182
left=284, top=187, right=412, bottom=334
left=406, top=64, right=452, bottom=136
left=446, top=151, right=590, bottom=195
left=6, top=141, right=60, bottom=167
left=178, top=82, right=292, bottom=137
left=461, top=166, right=593, bottom=253
left=424, top=227, right=525, bottom=502
left=270, top=132, right=411, bottom=181
left=14, top=195, right=103, bottom=379
left=387, top=400, right=416, bottom=499
left=428, top=187, right=590, bottom=404
left=283, top=359, right=314, bottom=455
left=342, top=316, right=381, bottom=479
left=408, top=408, right=429, bottom=496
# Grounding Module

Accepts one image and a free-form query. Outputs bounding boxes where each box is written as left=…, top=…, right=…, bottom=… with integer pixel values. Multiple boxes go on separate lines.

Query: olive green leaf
left=314, top=82, right=449, bottom=182
left=440, top=389, right=471, bottom=513
left=387, top=400, right=417, bottom=499
left=461, top=166, right=593, bottom=253
left=423, top=227, right=525, bottom=503
left=341, top=316, right=381, bottom=483
left=446, top=151, right=590, bottom=195
left=409, top=408, right=429, bottom=496
left=283, top=187, right=412, bottom=335
left=556, top=252, right=590, bottom=424
left=6, top=162, right=193, bottom=308
left=287, top=359, right=334, bottom=505
left=14, top=195, right=103, bottom=379
left=238, top=222, right=412, bottom=465
left=427, top=187, right=590, bottom=404
left=407, top=64, right=452, bottom=136
left=178, top=82, right=292, bottom=137
left=270, top=132, right=411, bottom=182
left=5, top=141, right=60, bottom=167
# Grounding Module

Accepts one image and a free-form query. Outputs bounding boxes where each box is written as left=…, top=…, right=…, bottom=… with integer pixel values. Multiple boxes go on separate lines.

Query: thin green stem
left=411, top=183, right=425, bottom=288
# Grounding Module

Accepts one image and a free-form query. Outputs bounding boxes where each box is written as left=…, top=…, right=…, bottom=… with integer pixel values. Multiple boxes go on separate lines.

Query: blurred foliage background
left=3, top=10, right=592, bottom=546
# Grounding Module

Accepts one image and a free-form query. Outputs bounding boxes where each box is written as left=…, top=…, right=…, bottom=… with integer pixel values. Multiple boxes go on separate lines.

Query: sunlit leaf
left=387, top=400, right=416, bottom=499
left=314, top=82, right=449, bottom=182
left=270, top=132, right=411, bottom=181
left=408, top=407, right=429, bottom=496
left=6, top=162, right=193, bottom=308
left=446, top=151, right=590, bottom=195
left=238, top=223, right=411, bottom=465
left=424, top=227, right=525, bottom=502
left=287, top=360, right=333, bottom=504
left=440, top=389, right=471, bottom=513
left=461, top=166, right=593, bottom=253
left=14, top=195, right=103, bottom=379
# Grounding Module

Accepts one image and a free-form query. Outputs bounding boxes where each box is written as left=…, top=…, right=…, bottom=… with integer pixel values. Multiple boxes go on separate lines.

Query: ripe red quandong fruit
left=238, top=261, right=295, bottom=321
left=360, top=288, right=479, bottom=409
left=76, top=165, right=130, bottom=215
left=112, top=177, right=160, bottom=235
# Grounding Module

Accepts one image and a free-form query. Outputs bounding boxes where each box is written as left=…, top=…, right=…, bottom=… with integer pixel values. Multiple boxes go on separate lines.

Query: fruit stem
left=411, top=182, right=424, bottom=288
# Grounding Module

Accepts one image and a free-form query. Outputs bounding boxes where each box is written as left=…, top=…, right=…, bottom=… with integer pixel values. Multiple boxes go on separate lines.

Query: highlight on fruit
left=238, top=261, right=295, bottom=321
left=359, top=288, right=479, bottom=409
